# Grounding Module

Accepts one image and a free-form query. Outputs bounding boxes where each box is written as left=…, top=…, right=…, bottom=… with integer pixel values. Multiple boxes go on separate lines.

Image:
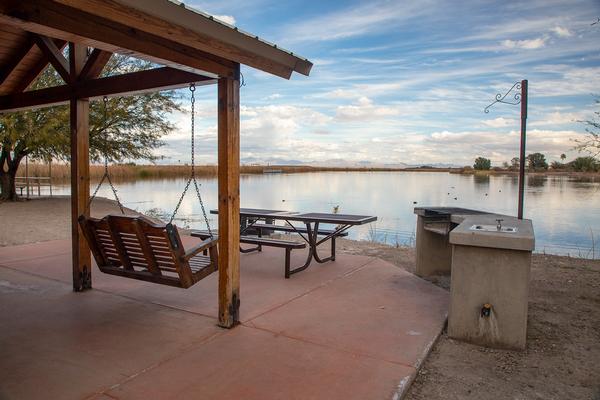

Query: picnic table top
left=210, top=208, right=377, bottom=225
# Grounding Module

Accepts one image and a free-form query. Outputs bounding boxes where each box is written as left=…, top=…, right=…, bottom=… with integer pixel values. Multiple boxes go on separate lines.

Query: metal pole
left=25, top=155, right=29, bottom=198
left=517, top=80, right=528, bottom=220
left=49, top=160, right=52, bottom=197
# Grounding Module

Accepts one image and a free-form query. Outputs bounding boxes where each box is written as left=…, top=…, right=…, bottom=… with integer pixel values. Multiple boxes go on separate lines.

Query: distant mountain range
left=240, top=157, right=461, bottom=169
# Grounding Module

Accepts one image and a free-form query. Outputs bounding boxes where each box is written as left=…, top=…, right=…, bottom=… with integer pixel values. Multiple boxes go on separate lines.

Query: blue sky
left=161, top=0, right=600, bottom=167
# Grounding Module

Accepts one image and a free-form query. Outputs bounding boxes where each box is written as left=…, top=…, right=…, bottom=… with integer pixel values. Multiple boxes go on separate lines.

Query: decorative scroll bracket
left=484, top=81, right=522, bottom=113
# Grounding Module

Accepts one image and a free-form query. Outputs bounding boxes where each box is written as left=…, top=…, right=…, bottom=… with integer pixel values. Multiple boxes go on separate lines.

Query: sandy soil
left=1, top=197, right=599, bottom=399
left=0, top=196, right=142, bottom=246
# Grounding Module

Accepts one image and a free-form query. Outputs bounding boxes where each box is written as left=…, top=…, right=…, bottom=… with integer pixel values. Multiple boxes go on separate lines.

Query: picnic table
left=203, top=208, right=377, bottom=277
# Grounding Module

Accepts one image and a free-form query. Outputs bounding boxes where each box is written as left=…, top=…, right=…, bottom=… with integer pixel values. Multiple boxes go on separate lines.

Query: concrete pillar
left=415, top=215, right=452, bottom=277
left=448, top=245, right=531, bottom=349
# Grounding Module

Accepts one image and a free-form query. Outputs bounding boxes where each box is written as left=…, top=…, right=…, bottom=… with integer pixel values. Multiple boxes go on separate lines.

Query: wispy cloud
left=501, top=37, right=547, bottom=49
left=552, top=26, right=573, bottom=37
left=279, top=0, right=436, bottom=43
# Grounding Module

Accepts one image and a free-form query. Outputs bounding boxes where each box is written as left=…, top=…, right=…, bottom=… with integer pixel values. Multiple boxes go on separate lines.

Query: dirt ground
left=0, top=196, right=140, bottom=246
left=338, top=240, right=600, bottom=400
left=1, top=197, right=599, bottom=399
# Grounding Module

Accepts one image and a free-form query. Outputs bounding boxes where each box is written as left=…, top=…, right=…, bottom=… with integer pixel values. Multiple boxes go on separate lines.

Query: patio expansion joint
left=83, top=324, right=229, bottom=400
left=0, top=262, right=76, bottom=287
left=244, top=256, right=379, bottom=324
left=0, top=249, right=71, bottom=264
left=242, top=322, right=417, bottom=371
left=0, top=262, right=219, bottom=321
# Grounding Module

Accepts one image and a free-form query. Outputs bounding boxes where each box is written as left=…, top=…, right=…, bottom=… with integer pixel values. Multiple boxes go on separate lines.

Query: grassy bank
left=16, top=163, right=415, bottom=181
left=452, top=168, right=600, bottom=179
left=16, top=163, right=600, bottom=181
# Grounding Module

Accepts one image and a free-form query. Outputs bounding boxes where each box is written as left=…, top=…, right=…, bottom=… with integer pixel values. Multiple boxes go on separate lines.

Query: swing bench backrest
left=79, top=214, right=218, bottom=288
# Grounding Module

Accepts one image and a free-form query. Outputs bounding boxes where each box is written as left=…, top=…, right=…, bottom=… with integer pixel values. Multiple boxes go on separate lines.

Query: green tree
left=473, top=157, right=491, bottom=170
left=574, top=97, right=599, bottom=158
left=510, top=157, right=520, bottom=171
left=560, top=153, right=566, bottom=161
left=527, top=152, right=548, bottom=171
left=570, top=156, right=600, bottom=172
left=0, top=55, right=180, bottom=200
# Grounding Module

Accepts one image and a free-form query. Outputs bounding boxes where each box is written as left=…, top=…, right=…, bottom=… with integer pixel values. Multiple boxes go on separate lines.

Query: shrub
left=473, top=157, right=491, bottom=170
left=527, top=153, right=548, bottom=171
left=570, top=156, right=600, bottom=172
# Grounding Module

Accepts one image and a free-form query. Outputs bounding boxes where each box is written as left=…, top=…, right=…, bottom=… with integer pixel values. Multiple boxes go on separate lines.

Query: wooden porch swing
left=79, top=85, right=218, bottom=288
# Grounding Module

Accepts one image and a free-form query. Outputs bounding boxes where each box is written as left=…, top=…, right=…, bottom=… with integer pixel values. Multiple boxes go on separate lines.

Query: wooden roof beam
left=32, top=34, right=70, bottom=83
left=0, top=0, right=237, bottom=79
left=11, top=39, right=67, bottom=93
left=0, top=34, right=36, bottom=86
left=79, top=49, right=112, bottom=81
left=0, top=66, right=216, bottom=113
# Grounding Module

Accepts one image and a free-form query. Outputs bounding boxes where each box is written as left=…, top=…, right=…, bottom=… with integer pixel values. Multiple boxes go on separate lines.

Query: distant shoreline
left=16, top=163, right=600, bottom=181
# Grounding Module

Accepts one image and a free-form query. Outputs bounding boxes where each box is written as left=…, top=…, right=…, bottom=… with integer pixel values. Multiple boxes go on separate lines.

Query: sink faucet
left=496, top=218, right=503, bottom=231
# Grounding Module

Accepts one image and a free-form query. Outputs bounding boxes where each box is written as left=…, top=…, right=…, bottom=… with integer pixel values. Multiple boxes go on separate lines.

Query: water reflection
left=527, top=175, right=547, bottom=188
left=47, top=171, right=600, bottom=258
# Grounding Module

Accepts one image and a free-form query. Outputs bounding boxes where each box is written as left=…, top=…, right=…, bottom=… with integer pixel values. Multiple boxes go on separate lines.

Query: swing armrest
left=184, top=237, right=218, bottom=261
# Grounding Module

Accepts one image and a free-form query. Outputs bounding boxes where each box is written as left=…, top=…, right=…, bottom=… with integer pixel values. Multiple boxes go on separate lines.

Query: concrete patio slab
left=248, top=258, right=449, bottom=367
left=0, top=267, right=221, bottom=400
left=0, top=239, right=69, bottom=264
left=0, top=239, right=375, bottom=321
left=106, top=325, right=415, bottom=400
left=0, top=238, right=448, bottom=399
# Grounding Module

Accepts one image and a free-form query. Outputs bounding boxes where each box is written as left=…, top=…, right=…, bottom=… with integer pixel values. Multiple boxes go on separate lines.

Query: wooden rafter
left=11, top=39, right=67, bottom=93
left=0, top=0, right=237, bottom=79
left=33, top=34, right=70, bottom=83
left=0, top=34, right=36, bottom=86
left=0, top=66, right=216, bottom=112
left=79, top=49, right=112, bottom=81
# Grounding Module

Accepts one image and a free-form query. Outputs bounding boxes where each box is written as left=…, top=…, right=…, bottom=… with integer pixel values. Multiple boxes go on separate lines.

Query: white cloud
left=501, top=37, right=546, bottom=50
left=212, top=14, right=236, bottom=25
left=240, top=104, right=332, bottom=147
left=335, top=97, right=399, bottom=121
left=482, top=117, right=518, bottom=128
left=551, top=26, right=572, bottom=37
left=423, top=128, right=588, bottom=164
left=263, top=93, right=282, bottom=100
left=529, top=111, right=582, bottom=127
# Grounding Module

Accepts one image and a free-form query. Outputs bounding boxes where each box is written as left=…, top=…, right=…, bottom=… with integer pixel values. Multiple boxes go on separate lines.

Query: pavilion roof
left=0, top=0, right=312, bottom=98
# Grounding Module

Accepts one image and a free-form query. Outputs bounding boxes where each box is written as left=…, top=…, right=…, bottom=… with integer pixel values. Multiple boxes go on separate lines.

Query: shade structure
left=0, top=0, right=312, bottom=327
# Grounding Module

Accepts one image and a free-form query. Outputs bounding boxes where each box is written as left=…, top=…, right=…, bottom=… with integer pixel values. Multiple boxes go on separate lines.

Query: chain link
left=87, top=96, right=125, bottom=214
left=168, top=83, right=213, bottom=237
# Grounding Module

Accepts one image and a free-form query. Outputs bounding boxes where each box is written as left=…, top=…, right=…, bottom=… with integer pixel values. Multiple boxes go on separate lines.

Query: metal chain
left=87, top=96, right=125, bottom=214
left=168, top=83, right=213, bottom=237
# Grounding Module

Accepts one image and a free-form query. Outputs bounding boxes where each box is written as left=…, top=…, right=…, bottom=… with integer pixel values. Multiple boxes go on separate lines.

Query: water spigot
left=496, top=219, right=503, bottom=231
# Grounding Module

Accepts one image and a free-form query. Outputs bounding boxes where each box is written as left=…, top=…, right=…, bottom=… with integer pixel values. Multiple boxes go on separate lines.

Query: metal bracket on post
left=484, top=80, right=528, bottom=219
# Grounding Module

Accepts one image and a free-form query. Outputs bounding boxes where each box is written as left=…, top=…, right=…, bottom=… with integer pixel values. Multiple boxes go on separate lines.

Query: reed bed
left=16, top=163, right=408, bottom=181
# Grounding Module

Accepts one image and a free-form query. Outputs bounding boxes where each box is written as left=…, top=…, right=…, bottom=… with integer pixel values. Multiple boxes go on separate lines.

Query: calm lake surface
left=50, top=171, right=600, bottom=258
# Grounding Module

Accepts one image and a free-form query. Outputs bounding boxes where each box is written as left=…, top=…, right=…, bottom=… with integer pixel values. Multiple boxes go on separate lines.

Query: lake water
left=48, top=171, right=600, bottom=259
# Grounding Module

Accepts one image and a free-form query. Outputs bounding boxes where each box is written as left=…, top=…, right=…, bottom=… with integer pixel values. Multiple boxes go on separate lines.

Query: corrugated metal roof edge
left=167, top=0, right=312, bottom=76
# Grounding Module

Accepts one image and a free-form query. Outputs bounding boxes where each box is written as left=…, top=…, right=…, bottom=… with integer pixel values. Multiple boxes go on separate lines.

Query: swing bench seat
left=79, top=214, right=218, bottom=288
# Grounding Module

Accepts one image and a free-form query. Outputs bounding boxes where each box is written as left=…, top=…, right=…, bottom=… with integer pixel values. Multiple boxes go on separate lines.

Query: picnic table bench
left=192, top=230, right=307, bottom=278
left=193, top=208, right=377, bottom=278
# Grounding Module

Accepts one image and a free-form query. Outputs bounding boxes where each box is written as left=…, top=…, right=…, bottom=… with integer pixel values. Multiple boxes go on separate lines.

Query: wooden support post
left=70, top=42, right=91, bottom=291
left=217, top=64, right=240, bottom=328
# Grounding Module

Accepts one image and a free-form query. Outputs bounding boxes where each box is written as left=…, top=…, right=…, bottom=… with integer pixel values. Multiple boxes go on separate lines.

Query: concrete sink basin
left=469, top=224, right=518, bottom=233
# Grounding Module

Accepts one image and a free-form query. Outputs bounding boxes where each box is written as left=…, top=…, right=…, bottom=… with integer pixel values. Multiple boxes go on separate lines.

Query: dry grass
left=16, top=163, right=410, bottom=181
